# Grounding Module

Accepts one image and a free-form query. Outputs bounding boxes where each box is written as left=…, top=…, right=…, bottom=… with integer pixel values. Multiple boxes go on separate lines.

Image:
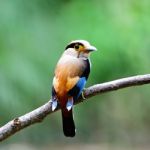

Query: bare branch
left=0, top=74, right=150, bottom=142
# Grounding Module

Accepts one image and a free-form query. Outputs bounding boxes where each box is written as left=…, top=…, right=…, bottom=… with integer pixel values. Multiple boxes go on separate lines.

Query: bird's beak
left=86, top=45, right=97, bottom=52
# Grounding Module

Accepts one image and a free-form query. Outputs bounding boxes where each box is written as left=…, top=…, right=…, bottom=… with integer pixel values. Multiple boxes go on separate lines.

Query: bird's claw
left=81, top=89, right=86, bottom=100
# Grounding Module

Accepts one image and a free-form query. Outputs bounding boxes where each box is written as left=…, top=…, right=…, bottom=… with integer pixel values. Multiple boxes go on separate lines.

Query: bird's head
left=65, top=40, right=97, bottom=58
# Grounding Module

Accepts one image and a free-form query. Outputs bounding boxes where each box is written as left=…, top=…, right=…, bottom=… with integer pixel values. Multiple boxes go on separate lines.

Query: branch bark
left=0, top=74, right=150, bottom=142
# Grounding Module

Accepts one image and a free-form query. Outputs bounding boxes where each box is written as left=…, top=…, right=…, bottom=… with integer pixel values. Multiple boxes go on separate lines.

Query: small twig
left=0, top=74, right=150, bottom=142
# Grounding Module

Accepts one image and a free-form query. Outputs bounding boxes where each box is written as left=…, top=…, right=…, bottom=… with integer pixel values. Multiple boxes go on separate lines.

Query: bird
left=51, top=40, right=97, bottom=137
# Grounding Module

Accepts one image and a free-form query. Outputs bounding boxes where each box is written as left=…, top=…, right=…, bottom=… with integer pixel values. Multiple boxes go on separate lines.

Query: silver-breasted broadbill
left=51, top=40, right=97, bottom=137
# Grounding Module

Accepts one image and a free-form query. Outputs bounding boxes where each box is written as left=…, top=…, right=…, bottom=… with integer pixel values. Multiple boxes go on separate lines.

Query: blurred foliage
left=0, top=0, right=150, bottom=147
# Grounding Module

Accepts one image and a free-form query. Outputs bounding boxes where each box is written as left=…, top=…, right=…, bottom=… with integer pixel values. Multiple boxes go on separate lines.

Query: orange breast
left=53, top=54, right=85, bottom=99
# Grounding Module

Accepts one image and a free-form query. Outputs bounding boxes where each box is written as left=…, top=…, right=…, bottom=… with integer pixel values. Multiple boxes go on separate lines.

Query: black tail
left=61, top=109, right=76, bottom=137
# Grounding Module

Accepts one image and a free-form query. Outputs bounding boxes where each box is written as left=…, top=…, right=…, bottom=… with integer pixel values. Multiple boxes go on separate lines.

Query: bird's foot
left=66, top=97, right=73, bottom=111
left=50, top=97, right=58, bottom=111
left=81, top=89, right=86, bottom=100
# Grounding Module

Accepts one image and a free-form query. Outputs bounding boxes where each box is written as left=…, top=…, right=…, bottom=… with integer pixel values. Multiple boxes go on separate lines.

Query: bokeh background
left=0, top=0, right=150, bottom=149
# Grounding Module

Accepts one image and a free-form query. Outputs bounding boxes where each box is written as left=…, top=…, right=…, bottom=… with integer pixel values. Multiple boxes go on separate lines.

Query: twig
left=0, top=74, right=150, bottom=142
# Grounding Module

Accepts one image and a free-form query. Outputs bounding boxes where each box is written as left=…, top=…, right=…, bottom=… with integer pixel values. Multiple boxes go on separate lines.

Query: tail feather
left=61, top=109, right=75, bottom=137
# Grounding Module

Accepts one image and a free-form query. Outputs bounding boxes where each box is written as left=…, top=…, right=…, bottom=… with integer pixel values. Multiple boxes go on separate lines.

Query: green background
left=0, top=0, right=150, bottom=149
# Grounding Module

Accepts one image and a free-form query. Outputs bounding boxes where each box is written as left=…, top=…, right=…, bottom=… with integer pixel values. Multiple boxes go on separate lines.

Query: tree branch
left=0, top=74, right=150, bottom=142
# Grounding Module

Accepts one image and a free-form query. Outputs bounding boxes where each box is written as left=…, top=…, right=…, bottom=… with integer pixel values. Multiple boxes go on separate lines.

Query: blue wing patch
left=68, top=77, right=86, bottom=100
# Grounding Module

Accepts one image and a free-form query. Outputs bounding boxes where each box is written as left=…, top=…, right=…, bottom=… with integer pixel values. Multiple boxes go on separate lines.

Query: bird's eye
left=74, top=44, right=80, bottom=50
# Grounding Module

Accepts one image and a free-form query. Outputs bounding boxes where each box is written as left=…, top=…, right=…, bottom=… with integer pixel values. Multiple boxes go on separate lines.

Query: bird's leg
left=50, top=96, right=58, bottom=111
left=81, top=89, right=86, bottom=100
left=66, top=97, right=74, bottom=111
